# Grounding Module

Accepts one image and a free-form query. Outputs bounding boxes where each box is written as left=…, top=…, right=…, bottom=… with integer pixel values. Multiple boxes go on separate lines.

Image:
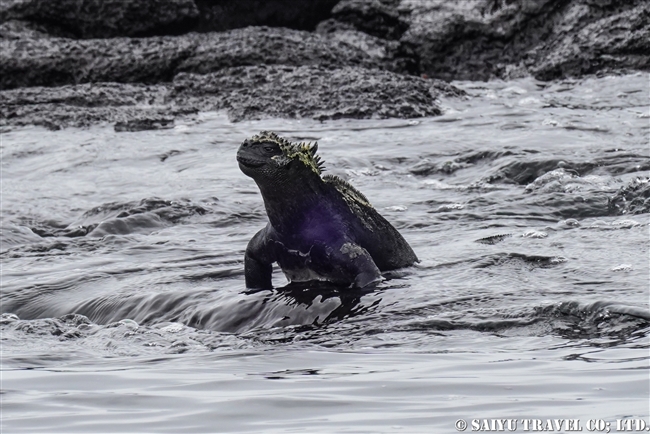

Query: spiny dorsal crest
left=251, top=131, right=324, bottom=175
left=323, top=174, right=373, bottom=209
left=250, top=132, right=373, bottom=209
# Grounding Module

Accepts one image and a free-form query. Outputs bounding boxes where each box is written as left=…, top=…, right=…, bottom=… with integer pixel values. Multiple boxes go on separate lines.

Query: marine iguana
left=237, top=131, right=419, bottom=289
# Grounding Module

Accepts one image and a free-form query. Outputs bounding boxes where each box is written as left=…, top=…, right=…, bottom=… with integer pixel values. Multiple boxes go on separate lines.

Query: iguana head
left=237, top=131, right=324, bottom=182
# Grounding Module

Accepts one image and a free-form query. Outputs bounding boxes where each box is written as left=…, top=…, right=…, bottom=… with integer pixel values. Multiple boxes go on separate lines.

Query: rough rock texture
left=2, top=0, right=648, bottom=83
left=531, top=2, right=650, bottom=80
left=0, top=65, right=461, bottom=129
left=173, top=65, right=450, bottom=121
left=0, top=0, right=199, bottom=38
left=0, top=83, right=191, bottom=130
left=2, top=0, right=643, bottom=129
left=0, top=27, right=377, bottom=90
left=0, top=19, right=53, bottom=39
left=0, top=35, right=194, bottom=89
left=0, top=19, right=469, bottom=128
left=0, top=0, right=340, bottom=38
left=330, top=0, right=407, bottom=40
left=315, top=17, right=415, bottom=73
left=329, top=0, right=650, bottom=80
left=174, top=26, right=376, bottom=75
left=193, top=0, right=340, bottom=32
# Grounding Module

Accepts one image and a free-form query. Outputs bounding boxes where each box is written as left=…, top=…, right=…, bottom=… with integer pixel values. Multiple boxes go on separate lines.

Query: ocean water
left=1, top=73, right=649, bottom=433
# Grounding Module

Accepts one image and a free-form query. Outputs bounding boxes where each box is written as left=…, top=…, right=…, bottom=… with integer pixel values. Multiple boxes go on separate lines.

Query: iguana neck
left=256, top=178, right=326, bottom=234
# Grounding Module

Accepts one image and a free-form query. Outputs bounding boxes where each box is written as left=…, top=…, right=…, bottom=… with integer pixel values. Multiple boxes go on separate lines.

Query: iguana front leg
left=244, top=226, right=277, bottom=289
left=336, top=242, right=382, bottom=288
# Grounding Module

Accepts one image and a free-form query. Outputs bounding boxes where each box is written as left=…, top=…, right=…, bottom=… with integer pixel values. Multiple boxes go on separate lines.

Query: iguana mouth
left=237, top=156, right=265, bottom=168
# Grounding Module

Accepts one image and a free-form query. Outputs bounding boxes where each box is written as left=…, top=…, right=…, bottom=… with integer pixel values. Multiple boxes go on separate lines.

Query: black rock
left=174, top=26, right=378, bottom=75
left=315, top=18, right=416, bottom=74
left=0, top=82, right=183, bottom=129
left=1, top=0, right=199, bottom=39
left=0, top=27, right=380, bottom=90
left=172, top=64, right=450, bottom=122
left=0, top=19, right=56, bottom=39
left=330, top=0, right=408, bottom=40
left=0, top=64, right=465, bottom=128
left=193, top=0, right=339, bottom=33
left=1, top=0, right=342, bottom=38
left=114, top=117, right=175, bottom=132
left=327, top=0, right=650, bottom=81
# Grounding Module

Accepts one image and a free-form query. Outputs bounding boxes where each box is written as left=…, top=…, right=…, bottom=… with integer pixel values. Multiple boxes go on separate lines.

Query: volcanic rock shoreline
left=1, top=0, right=648, bottom=130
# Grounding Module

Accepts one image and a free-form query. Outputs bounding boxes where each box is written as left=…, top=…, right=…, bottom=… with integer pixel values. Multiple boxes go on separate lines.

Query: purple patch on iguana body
left=298, top=202, right=345, bottom=247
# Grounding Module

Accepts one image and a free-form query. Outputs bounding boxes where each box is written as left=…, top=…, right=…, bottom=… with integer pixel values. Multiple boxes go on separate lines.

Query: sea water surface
left=1, top=74, right=649, bottom=433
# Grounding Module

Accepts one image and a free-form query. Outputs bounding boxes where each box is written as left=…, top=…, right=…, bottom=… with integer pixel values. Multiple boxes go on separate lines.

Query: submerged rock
left=25, top=197, right=210, bottom=239
left=608, top=177, right=650, bottom=216
left=114, top=117, right=175, bottom=133
left=0, top=82, right=186, bottom=129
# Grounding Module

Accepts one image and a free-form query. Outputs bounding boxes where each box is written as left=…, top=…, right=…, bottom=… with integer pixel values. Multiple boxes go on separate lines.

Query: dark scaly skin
left=237, top=131, right=419, bottom=289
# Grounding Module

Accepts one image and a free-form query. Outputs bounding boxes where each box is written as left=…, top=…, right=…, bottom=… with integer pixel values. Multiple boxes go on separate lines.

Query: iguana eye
left=263, top=145, right=280, bottom=154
